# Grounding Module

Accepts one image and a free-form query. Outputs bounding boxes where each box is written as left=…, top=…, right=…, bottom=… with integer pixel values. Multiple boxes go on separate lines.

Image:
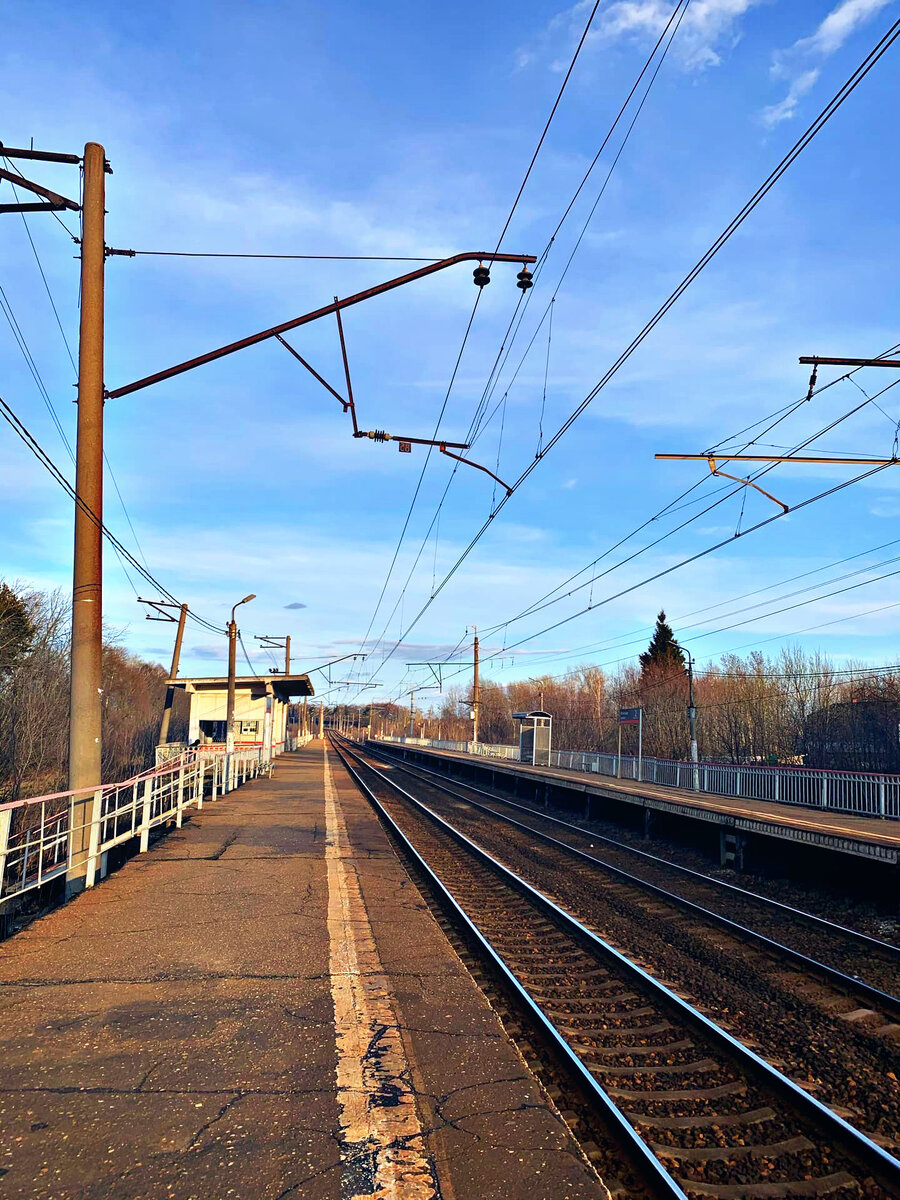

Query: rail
left=0, top=745, right=266, bottom=908
left=377, top=735, right=900, bottom=819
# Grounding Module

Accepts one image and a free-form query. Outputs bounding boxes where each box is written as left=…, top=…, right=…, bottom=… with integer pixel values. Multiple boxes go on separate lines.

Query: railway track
left=366, top=739, right=900, bottom=1017
left=332, top=734, right=900, bottom=1200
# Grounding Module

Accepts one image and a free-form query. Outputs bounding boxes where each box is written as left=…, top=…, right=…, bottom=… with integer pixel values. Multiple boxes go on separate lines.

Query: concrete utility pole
left=67, top=142, right=106, bottom=892
left=409, top=691, right=415, bottom=737
left=226, top=594, right=255, bottom=754
left=159, top=603, right=188, bottom=744
left=472, top=628, right=480, bottom=746
left=285, top=635, right=291, bottom=676
left=318, top=702, right=324, bottom=739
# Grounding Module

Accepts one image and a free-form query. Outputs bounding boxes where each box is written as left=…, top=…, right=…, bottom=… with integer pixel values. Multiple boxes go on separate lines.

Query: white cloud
left=525, top=0, right=766, bottom=75
left=798, top=0, right=895, bottom=56
left=760, top=67, right=821, bottom=127
left=762, top=0, right=895, bottom=126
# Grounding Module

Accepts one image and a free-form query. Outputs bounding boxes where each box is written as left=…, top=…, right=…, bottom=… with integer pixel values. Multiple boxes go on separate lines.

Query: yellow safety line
left=323, top=744, right=437, bottom=1199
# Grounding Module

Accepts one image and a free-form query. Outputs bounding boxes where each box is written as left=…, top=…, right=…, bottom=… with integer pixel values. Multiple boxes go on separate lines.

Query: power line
left=4, top=195, right=153, bottom=577
left=0, top=391, right=225, bottom=637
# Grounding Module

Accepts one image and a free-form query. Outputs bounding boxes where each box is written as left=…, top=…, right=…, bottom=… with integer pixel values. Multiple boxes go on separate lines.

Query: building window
left=240, top=720, right=260, bottom=736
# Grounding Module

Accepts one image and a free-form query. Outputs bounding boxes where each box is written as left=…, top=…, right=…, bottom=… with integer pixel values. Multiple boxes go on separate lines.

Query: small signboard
left=618, top=706, right=642, bottom=725
left=398, top=441, right=412, bottom=453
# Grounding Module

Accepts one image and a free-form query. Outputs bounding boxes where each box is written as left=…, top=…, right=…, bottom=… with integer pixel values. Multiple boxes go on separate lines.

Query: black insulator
left=516, top=267, right=533, bottom=291
left=372, top=429, right=388, bottom=442
left=473, top=264, right=491, bottom=288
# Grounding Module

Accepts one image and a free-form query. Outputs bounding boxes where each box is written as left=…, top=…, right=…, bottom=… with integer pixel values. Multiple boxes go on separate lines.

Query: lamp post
left=226, top=594, right=256, bottom=760
left=674, top=640, right=699, bottom=790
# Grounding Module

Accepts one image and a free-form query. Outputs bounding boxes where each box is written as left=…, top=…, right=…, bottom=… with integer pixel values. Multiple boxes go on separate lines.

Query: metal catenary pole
left=472, top=628, right=480, bottom=746
left=159, top=603, right=188, bottom=744
left=67, top=142, right=106, bottom=893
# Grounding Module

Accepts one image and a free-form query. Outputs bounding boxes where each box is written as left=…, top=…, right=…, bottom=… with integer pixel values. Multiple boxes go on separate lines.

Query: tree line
left=371, top=612, right=900, bottom=773
left=0, top=581, right=188, bottom=803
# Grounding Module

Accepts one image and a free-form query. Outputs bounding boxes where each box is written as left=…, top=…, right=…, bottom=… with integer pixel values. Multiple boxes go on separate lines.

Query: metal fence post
left=84, top=788, right=104, bottom=888
left=0, top=808, right=12, bottom=899
left=197, top=761, right=205, bottom=810
left=212, top=757, right=219, bottom=803
left=176, top=766, right=185, bottom=828
left=139, top=777, right=154, bottom=852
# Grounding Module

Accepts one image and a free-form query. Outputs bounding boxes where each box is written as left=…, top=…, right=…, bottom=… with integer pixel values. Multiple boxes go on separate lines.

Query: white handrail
left=377, top=736, right=900, bottom=820
left=0, top=746, right=264, bottom=907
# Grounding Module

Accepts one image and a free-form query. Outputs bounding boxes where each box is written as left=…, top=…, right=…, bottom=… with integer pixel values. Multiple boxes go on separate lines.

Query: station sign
left=618, top=706, right=642, bottom=725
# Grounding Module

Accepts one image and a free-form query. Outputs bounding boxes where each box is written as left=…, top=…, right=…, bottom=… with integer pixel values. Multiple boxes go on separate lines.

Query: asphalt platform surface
left=0, top=742, right=607, bottom=1200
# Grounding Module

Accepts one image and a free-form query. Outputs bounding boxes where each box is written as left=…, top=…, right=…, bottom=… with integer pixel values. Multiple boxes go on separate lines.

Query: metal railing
left=0, top=746, right=264, bottom=908
left=378, top=736, right=900, bottom=820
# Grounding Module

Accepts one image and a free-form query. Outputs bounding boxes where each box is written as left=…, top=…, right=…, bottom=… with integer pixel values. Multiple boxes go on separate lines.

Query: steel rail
left=376, top=740, right=900, bottom=953
left=334, top=735, right=900, bottom=1194
left=363, top=741, right=900, bottom=1018
left=329, top=736, right=688, bottom=1200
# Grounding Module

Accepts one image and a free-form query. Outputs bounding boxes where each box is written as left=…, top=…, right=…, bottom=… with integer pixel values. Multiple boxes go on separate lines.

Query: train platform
left=374, top=741, right=900, bottom=866
left=0, top=742, right=607, bottom=1200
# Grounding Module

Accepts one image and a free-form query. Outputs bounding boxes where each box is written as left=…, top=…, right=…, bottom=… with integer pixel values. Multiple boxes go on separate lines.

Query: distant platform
left=0, top=742, right=606, bottom=1200
left=373, top=740, right=900, bottom=866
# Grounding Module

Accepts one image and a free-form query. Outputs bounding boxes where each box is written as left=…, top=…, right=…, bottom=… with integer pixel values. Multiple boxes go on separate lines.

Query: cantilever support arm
left=0, top=168, right=80, bottom=211
left=334, top=299, right=359, bottom=435
left=275, top=335, right=349, bottom=411
left=440, top=445, right=513, bottom=495
left=706, top=458, right=788, bottom=514
left=107, top=251, right=536, bottom=400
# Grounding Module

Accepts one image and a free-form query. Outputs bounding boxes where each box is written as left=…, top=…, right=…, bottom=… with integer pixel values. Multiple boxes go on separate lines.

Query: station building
left=169, top=673, right=315, bottom=758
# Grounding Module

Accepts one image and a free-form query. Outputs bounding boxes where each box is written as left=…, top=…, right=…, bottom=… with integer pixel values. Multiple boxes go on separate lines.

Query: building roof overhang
left=170, top=674, right=315, bottom=699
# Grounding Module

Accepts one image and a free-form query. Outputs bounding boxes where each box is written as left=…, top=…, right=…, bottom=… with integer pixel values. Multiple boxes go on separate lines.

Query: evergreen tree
left=639, top=610, right=684, bottom=673
left=0, top=583, right=34, bottom=675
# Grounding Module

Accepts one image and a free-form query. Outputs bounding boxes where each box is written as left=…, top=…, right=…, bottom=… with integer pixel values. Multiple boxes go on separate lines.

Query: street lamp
left=673, top=639, right=699, bottom=790
left=226, top=594, right=256, bottom=756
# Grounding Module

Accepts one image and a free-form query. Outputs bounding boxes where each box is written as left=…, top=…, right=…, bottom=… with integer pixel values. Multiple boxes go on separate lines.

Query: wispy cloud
left=522, top=0, right=766, bottom=74
left=761, top=0, right=895, bottom=127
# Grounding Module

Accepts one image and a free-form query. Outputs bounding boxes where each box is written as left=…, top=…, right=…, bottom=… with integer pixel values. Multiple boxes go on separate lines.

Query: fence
left=378, top=736, right=900, bottom=820
left=155, top=730, right=312, bottom=767
left=0, top=746, right=264, bottom=909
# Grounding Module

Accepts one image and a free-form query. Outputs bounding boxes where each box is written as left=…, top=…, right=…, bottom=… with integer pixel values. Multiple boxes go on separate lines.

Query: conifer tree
left=639, top=610, right=684, bottom=673
left=0, top=583, right=34, bottom=675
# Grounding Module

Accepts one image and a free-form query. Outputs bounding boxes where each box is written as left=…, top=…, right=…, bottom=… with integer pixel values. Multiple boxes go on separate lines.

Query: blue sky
left=2, top=0, right=900, bottom=707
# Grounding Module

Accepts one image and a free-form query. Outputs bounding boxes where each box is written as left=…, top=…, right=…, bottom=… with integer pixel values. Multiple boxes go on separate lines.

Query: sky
left=2, top=0, right=900, bottom=711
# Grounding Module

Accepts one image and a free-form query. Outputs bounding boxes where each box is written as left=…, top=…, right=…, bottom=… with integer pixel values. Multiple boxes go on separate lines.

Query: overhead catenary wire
left=479, top=375, right=900, bottom=640
left=352, top=0, right=615, bottom=668
left=353, top=1, right=690, bottom=694
left=372, top=18, right=900, bottom=676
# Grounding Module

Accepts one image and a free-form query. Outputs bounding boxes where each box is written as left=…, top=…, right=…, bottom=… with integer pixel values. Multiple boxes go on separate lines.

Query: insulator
left=516, top=267, right=533, bottom=291
left=371, top=429, right=389, bottom=442
left=473, top=264, right=491, bottom=288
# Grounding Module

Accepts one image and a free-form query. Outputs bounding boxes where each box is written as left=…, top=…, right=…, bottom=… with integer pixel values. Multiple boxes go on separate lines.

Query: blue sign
left=618, top=706, right=642, bottom=725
